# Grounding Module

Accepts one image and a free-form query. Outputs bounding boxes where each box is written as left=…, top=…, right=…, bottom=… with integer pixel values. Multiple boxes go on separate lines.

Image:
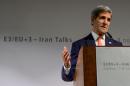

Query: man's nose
left=103, top=19, right=108, bottom=25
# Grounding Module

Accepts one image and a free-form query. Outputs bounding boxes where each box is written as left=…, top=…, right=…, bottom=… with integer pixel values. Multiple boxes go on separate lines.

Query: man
left=61, top=5, right=122, bottom=81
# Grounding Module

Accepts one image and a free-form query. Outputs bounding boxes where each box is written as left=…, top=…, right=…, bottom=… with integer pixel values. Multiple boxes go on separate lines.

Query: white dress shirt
left=91, top=31, right=105, bottom=46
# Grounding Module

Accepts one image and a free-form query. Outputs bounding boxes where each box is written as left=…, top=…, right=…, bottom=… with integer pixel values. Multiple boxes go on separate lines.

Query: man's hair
left=91, top=5, right=112, bottom=23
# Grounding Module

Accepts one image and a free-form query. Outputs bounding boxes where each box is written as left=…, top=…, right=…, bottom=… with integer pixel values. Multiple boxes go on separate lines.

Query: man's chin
left=98, top=31, right=108, bottom=35
left=100, top=30, right=108, bottom=34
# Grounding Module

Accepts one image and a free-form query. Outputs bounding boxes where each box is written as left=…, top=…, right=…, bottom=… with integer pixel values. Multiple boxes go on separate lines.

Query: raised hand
left=62, top=47, right=71, bottom=68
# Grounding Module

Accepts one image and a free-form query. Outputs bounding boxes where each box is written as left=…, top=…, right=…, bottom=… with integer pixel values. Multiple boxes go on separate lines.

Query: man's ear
left=91, top=21, right=94, bottom=25
left=91, top=22, right=93, bottom=25
left=91, top=17, right=95, bottom=26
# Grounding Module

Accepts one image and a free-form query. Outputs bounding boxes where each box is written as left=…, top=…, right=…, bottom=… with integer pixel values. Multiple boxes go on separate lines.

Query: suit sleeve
left=61, top=41, right=81, bottom=81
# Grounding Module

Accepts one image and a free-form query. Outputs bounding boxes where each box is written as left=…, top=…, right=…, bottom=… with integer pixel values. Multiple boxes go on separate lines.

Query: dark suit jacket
left=62, top=33, right=122, bottom=81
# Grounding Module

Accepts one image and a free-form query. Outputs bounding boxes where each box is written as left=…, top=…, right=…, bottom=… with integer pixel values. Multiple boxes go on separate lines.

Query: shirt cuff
left=63, top=64, right=71, bottom=75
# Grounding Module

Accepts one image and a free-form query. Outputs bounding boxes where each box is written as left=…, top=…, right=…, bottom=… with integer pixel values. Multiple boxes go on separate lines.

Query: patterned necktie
left=97, top=36, right=102, bottom=46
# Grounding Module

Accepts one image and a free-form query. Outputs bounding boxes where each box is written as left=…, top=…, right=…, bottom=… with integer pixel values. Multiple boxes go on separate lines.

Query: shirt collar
left=91, top=31, right=105, bottom=41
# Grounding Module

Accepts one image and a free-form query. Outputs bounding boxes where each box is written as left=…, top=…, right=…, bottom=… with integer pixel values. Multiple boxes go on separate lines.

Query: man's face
left=92, top=12, right=112, bottom=35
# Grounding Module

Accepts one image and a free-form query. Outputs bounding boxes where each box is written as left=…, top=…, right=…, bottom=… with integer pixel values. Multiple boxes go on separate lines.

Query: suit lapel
left=105, top=36, right=113, bottom=46
left=84, top=33, right=116, bottom=46
left=84, top=33, right=96, bottom=46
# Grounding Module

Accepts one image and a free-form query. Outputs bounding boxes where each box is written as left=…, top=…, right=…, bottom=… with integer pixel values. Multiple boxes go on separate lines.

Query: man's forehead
left=98, top=12, right=112, bottom=18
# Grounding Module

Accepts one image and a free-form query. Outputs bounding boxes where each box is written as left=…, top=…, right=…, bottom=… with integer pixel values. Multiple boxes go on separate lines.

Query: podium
left=73, top=46, right=130, bottom=86
left=73, top=46, right=97, bottom=86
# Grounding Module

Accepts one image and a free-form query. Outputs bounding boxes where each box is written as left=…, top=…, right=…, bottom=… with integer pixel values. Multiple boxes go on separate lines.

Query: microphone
left=106, top=32, right=112, bottom=38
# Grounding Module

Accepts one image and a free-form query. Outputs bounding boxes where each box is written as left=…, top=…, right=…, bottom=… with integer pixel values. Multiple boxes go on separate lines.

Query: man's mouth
left=101, top=26, right=107, bottom=28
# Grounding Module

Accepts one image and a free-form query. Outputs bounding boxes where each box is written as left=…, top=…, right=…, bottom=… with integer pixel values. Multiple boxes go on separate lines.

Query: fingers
left=62, top=47, right=70, bottom=62
left=62, top=47, right=71, bottom=68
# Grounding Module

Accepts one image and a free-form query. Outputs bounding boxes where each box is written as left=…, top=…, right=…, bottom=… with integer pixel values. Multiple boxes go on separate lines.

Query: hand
left=62, top=47, right=71, bottom=68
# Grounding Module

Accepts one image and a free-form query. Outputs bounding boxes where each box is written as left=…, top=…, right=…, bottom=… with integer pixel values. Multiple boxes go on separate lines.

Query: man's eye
left=100, top=16, right=105, bottom=19
left=99, top=16, right=111, bottom=22
left=107, top=18, right=111, bottom=22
